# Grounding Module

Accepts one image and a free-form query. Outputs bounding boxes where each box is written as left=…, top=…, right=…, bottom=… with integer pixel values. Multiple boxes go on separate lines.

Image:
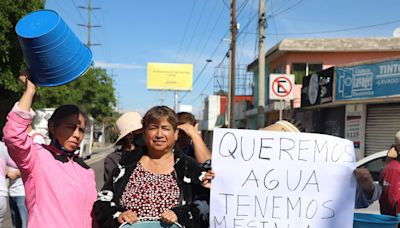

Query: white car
left=355, top=150, right=388, bottom=214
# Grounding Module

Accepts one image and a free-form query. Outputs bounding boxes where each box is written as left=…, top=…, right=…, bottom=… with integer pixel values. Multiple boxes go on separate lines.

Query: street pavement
left=2, top=144, right=114, bottom=228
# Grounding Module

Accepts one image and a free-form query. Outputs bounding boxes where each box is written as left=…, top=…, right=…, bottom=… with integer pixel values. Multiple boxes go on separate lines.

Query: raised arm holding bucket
left=2, top=73, right=97, bottom=228
left=15, top=9, right=92, bottom=87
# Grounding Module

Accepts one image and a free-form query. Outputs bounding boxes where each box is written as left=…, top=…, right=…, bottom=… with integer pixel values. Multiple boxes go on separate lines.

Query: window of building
left=292, top=63, right=322, bottom=84
left=273, top=66, right=285, bottom=74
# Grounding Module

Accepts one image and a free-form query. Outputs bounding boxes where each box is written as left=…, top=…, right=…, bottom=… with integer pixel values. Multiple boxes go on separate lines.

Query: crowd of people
left=0, top=72, right=399, bottom=228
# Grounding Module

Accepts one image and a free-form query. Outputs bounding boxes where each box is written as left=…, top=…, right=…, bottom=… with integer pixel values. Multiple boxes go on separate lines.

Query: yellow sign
left=147, top=62, right=193, bottom=91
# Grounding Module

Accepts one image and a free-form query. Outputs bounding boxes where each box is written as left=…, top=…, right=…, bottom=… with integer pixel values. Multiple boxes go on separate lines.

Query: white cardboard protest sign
left=210, top=128, right=356, bottom=228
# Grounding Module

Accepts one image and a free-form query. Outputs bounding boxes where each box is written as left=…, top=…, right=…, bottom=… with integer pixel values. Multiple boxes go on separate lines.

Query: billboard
left=147, top=62, right=193, bottom=91
left=301, top=67, right=334, bottom=107
left=335, top=59, right=400, bottom=100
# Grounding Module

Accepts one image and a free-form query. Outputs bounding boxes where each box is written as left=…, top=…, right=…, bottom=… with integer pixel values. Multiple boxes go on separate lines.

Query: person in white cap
left=103, top=112, right=143, bottom=182
left=379, top=130, right=400, bottom=217
left=259, top=119, right=303, bottom=133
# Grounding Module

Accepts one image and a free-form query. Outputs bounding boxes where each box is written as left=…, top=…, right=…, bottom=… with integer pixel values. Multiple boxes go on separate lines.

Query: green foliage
left=105, top=114, right=121, bottom=144
left=0, top=1, right=117, bottom=124
left=0, top=0, right=44, bottom=93
left=34, top=67, right=117, bottom=122
left=0, top=0, right=44, bottom=133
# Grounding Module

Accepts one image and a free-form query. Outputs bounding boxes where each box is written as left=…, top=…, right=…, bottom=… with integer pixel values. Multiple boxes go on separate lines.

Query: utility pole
left=78, top=0, right=101, bottom=48
left=174, top=91, right=179, bottom=112
left=257, top=0, right=266, bottom=129
left=110, top=70, right=121, bottom=112
left=159, top=92, right=165, bottom=105
left=228, top=0, right=237, bottom=128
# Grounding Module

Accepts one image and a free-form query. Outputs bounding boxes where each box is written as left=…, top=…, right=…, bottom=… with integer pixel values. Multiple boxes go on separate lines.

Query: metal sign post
left=269, top=74, right=295, bottom=120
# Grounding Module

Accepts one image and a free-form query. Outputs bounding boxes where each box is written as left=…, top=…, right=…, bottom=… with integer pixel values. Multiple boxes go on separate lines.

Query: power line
left=182, top=0, right=259, bottom=104
left=270, top=18, right=400, bottom=35
left=236, top=0, right=252, bottom=19
left=237, top=18, right=400, bottom=36
left=179, top=27, right=230, bottom=104
left=221, top=0, right=229, bottom=9
left=181, top=0, right=209, bottom=61
left=91, top=0, right=110, bottom=63
left=237, top=0, right=256, bottom=64
left=192, top=3, right=225, bottom=65
left=174, top=0, right=197, bottom=63
left=71, top=0, right=85, bottom=22
left=193, top=72, right=214, bottom=103
left=270, top=0, right=306, bottom=17
left=179, top=59, right=212, bottom=103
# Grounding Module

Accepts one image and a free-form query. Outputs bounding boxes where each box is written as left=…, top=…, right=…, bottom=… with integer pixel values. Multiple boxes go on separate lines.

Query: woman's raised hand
left=17, top=70, right=36, bottom=112
left=19, top=70, right=36, bottom=92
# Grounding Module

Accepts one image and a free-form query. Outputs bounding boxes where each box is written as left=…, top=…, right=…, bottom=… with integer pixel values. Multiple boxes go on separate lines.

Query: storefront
left=298, top=59, right=400, bottom=159
left=335, top=58, right=400, bottom=158
left=365, top=103, right=400, bottom=156
left=298, top=67, right=338, bottom=134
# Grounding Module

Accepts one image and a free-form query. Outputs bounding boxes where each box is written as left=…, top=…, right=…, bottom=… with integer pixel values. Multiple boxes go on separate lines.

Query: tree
left=0, top=1, right=117, bottom=128
left=0, top=0, right=44, bottom=92
left=34, top=67, right=117, bottom=122
left=0, top=0, right=44, bottom=134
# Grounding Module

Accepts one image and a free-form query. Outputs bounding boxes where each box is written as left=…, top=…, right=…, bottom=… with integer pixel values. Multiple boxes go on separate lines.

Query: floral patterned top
left=120, top=163, right=180, bottom=218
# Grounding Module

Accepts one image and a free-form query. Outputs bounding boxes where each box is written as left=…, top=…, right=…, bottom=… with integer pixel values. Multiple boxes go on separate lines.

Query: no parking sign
left=269, top=74, right=295, bottom=100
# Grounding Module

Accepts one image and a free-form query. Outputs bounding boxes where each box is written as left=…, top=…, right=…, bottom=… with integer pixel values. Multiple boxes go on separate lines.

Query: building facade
left=246, top=37, right=400, bottom=159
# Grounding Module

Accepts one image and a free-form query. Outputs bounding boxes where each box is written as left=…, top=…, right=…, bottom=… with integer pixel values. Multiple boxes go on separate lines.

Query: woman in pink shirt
left=3, top=75, right=97, bottom=228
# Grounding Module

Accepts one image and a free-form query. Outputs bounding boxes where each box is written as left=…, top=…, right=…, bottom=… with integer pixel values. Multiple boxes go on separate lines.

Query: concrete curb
left=86, top=144, right=114, bottom=165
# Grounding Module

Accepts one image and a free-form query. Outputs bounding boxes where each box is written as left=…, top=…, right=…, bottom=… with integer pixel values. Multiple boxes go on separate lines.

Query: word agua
left=217, top=132, right=354, bottom=164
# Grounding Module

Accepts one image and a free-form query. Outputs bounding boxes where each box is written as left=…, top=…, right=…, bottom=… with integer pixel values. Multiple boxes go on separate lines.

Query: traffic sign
left=269, top=74, right=295, bottom=100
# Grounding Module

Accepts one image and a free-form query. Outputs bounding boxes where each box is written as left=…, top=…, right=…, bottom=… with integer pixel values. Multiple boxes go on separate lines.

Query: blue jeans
left=9, top=196, right=28, bottom=228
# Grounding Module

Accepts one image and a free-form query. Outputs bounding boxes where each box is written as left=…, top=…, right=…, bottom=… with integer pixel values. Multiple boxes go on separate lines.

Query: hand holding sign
left=210, top=128, right=356, bottom=228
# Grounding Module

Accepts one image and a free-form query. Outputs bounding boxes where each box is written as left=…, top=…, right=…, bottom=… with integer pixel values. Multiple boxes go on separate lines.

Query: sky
left=44, top=0, right=400, bottom=117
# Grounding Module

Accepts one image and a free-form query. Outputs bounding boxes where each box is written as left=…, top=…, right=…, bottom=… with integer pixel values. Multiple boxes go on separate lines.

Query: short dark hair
left=142, top=106, right=177, bottom=130
left=177, top=112, right=196, bottom=126
left=48, top=104, right=87, bottom=140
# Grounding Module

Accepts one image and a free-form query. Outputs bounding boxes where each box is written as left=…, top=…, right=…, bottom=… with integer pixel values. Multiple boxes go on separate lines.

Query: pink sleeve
left=2, top=104, right=37, bottom=173
left=6, top=157, right=18, bottom=169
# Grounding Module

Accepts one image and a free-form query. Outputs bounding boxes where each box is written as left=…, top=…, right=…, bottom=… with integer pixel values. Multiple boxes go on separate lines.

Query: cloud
left=94, top=61, right=145, bottom=69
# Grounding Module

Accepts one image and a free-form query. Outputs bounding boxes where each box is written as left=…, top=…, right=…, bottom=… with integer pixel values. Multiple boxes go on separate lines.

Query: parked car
left=355, top=150, right=387, bottom=214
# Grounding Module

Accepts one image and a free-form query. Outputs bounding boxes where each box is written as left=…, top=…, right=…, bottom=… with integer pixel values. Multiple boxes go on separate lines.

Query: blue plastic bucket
left=15, top=9, right=92, bottom=86
left=120, top=221, right=181, bottom=228
left=353, top=213, right=400, bottom=228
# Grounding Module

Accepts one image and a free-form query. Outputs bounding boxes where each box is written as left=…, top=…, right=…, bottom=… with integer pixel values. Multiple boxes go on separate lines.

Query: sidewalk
left=92, top=144, right=114, bottom=153
left=86, top=144, right=114, bottom=165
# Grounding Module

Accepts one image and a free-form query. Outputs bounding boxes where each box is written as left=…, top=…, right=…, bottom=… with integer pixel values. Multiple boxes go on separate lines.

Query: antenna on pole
left=78, top=0, right=101, bottom=48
